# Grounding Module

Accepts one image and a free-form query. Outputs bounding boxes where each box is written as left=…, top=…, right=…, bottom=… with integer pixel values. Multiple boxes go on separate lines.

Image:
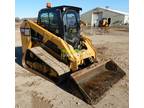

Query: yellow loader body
left=21, top=20, right=96, bottom=72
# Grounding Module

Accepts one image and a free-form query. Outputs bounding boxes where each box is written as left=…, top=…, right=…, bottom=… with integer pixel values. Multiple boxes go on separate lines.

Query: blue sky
left=16, top=0, right=129, bottom=18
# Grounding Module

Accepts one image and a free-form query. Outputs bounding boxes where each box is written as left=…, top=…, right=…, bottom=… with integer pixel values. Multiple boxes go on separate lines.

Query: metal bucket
left=71, top=60, right=126, bottom=104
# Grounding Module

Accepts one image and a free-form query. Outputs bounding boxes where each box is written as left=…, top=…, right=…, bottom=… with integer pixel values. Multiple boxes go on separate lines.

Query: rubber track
left=29, top=46, right=70, bottom=76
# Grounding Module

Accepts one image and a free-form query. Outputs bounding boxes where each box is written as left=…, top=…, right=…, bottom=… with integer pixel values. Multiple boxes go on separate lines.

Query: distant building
left=81, top=7, right=129, bottom=26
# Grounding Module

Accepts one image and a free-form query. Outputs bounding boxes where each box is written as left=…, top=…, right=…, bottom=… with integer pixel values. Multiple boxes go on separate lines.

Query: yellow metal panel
left=20, top=20, right=97, bottom=71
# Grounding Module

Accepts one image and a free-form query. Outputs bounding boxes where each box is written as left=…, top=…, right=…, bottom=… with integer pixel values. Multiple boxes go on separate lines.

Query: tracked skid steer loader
left=20, top=4, right=126, bottom=104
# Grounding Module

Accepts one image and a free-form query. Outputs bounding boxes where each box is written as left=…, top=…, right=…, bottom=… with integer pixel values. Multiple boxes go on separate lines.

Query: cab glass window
left=49, top=12, right=59, bottom=27
left=40, top=12, right=49, bottom=24
left=67, top=13, right=77, bottom=27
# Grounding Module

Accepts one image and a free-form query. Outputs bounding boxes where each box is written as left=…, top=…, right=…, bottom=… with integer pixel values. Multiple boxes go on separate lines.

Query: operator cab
left=37, top=6, right=82, bottom=49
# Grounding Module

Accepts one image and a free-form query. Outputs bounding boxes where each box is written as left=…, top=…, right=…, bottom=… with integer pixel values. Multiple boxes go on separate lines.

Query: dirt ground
left=15, top=24, right=129, bottom=108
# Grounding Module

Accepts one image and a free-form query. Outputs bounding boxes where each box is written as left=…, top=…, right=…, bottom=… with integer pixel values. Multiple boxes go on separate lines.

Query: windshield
left=63, top=10, right=80, bottom=48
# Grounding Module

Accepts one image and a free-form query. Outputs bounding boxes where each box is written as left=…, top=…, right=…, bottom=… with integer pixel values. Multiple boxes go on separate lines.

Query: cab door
left=63, top=10, right=80, bottom=48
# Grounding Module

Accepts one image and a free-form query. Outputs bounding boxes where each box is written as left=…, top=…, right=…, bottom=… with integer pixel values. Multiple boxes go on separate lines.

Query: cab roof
left=40, top=5, right=82, bottom=12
